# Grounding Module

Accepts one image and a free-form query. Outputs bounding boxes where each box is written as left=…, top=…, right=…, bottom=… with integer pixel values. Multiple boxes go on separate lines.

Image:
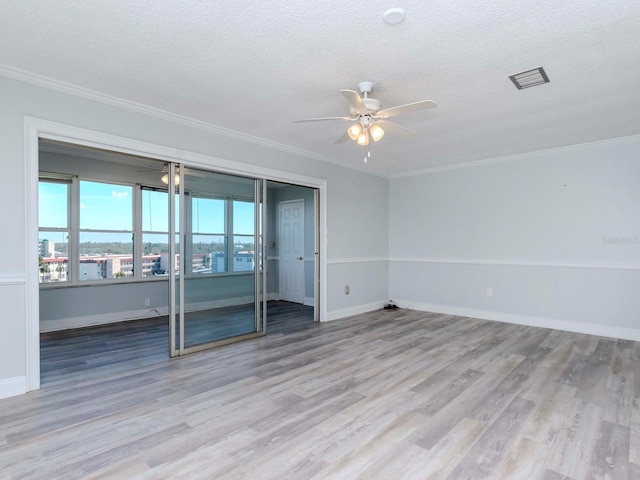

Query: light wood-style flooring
left=2, top=308, right=640, bottom=479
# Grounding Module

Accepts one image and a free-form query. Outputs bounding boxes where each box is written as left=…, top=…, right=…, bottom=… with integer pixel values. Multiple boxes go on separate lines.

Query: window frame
left=189, top=194, right=227, bottom=275
left=38, top=173, right=259, bottom=288
left=77, top=178, right=135, bottom=283
left=38, top=175, right=72, bottom=284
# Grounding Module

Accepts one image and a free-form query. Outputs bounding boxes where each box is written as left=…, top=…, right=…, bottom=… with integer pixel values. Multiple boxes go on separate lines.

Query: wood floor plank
left=493, top=436, right=550, bottom=480
left=586, top=420, right=630, bottom=480
left=412, top=353, right=526, bottom=450
left=445, top=395, right=537, bottom=479
left=545, top=400, right=604, bottom=479
left=402, top=417, right=486, bottom=480
left=307, top=411, right=425, bottom=479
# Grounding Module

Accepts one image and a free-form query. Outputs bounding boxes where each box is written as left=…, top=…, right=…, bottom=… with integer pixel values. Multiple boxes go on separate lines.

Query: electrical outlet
left=344, top=285, right=350, bottom=295
left=486, top=287, right=493, bottom=297
left=145, top=297, right=151, bottom=306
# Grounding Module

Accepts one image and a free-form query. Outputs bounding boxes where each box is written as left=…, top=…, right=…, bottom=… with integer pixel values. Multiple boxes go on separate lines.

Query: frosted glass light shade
left=347, top=123, right=362, bottom=141
left=161, top=173, right=180, bottom=185
left=369, top=123, right=385, bottom=142
left=356, top=129, right=370, bottom=146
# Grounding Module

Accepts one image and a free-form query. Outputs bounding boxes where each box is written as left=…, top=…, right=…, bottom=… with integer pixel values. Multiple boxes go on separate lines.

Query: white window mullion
left=226, top=198, right=233, bottom=272
left=133, top=184, right=142, bottom=278
left=184, top=193, right=193, bottom=275
left=69, top=176, right=80, bottom=284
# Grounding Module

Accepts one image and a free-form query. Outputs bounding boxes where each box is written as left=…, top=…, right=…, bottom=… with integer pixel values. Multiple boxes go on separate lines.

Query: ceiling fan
left=294, top=82, right=437, bottom=151
left=137, top=163, right=210, bottom=185
left=136, top=163, right=181, bottom=185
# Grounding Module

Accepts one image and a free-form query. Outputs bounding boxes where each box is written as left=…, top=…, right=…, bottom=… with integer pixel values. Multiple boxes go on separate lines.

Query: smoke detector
left=383, top=8, right=406, bottom=25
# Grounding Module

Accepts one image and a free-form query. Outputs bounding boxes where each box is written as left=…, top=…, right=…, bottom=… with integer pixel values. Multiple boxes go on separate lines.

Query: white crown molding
left=0, top=63, right=388, bottom=179
left=390, top=132, right=640, bottom=178
left=389, top=256, right=640, bottom=271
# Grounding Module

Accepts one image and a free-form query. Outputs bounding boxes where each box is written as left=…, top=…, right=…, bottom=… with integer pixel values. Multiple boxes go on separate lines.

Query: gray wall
left=0, top=75, right=390, bottom=397
left=389, top=135, right=640, bottom=336
left=39, top=275, right=256, bottom=332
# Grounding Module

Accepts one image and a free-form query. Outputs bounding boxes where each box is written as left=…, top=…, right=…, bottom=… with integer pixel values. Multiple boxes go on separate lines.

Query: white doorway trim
left=24, top=117, right=328, bottom=391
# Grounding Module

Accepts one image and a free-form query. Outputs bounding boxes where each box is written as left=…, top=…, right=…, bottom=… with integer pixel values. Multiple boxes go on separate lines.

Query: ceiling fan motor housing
left=363, top=97, right=381, bottom=112
left=358, top=81, right=374, bottom=94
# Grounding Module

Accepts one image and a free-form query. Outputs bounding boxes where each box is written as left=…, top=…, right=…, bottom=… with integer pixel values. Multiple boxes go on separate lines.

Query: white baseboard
left=40, top=295, right=256, bottom=332
left=398, top=300, right=640, bottom=342
left=264, top=293, right=316, bottom=306
left=326, top=300, right=387, bottom=322
left=0, top=376, right=26, bottom=400
left=41, top=307, right=167, bottom=332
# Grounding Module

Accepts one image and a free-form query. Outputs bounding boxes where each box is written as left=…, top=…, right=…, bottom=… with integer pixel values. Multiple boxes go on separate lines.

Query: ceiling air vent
left=509, top=67, right=549, bottom=89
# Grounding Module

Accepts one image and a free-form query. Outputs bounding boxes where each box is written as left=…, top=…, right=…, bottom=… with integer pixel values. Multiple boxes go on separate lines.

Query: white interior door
left=279, top=200, right=304, bottom=304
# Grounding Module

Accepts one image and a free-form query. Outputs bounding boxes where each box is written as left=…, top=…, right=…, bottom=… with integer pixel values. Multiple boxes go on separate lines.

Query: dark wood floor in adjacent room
left=39, top=300, right=316, bottom=386
left=2, top=307, right=639, bottom=479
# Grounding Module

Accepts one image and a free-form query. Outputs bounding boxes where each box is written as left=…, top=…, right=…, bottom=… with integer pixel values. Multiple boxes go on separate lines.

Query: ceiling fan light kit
left=160, top=165, right=180, bottom=185
left=161, top=172, right=180, bottom=185
left=294, top=81, right=436, bottom=162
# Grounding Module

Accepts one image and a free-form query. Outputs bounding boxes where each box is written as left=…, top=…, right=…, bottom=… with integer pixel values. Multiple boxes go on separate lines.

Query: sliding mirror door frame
left=169, top=166, right=267, bottom=357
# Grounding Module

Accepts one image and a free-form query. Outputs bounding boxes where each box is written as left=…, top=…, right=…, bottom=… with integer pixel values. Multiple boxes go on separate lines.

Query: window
left=232, top=200, right=255, bottom=272
left=38, top=178, right=70, bottom=283
left=38, top=169, right=259, bottom=286
left=192, top=196, right=226, bottom=274
left=142, top=187, right=169, bottom=276
left=79, top=181, right=133, bottom=281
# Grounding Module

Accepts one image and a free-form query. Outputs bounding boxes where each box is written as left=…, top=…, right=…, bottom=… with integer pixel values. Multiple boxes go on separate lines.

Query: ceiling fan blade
left=334, top=132, right=349, bottom=144
left=340, top=89, right=367, bottom=115
left=376, top=100, right=437, bottom=118
left=137, top=163, right=168, bottom=173
left=377, top=120, right=416, bottom=139
left=293, top=116, right=352, bottom=123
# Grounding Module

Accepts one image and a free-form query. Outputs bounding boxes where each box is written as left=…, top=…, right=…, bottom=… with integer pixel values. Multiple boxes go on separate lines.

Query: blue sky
left=39, top=181, right=256, bottom=242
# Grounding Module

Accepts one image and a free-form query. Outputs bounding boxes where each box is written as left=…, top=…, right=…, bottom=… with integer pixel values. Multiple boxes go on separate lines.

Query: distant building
left=39, top=257, right=68, bottom=283
left=211, top=252, right=226, bottom=273
left=233, top=252, right=254, bottom=272
left=78, top=257, right=115, bottom=281
left=141, top=255, right=162, bottom=276
left=40, top=251, right=254, bottom=283
left=39, top=239, right=55, bottom=258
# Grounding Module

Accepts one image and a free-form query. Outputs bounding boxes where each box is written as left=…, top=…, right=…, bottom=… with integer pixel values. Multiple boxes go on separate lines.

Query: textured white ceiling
left=2, top=1, right=640, bottom=175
